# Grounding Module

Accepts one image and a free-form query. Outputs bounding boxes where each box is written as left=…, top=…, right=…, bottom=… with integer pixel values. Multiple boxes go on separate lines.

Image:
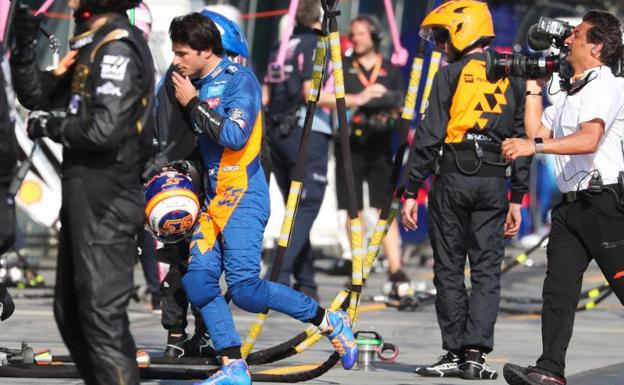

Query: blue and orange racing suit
left=180, top=57, right=318, bottom=352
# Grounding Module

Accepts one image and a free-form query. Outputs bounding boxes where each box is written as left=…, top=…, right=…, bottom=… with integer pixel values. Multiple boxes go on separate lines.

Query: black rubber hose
left=0, top=355, right=341, bottom=383
left=0, top=364, right=216, bottom=380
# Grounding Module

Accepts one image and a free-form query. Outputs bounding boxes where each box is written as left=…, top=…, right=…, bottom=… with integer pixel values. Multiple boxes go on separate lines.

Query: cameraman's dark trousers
left=54, top=179, right=142, bottom=385
left=267, top=119, right=329, bottom=297
left=429, top=152, right=508, bottom=355
left=537, top=187, right=624, bottom=378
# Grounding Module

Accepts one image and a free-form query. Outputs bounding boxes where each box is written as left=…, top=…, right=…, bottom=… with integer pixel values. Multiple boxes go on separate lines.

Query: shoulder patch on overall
left=89, top=29, right=131, bottom=63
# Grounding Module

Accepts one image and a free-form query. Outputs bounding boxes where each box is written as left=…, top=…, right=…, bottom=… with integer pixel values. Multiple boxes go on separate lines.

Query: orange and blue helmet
left=144, top=170, right=200, bottom=243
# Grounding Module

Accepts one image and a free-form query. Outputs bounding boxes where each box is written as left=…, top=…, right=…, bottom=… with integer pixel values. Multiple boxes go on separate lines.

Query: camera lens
left=485, top=50, right=511, bottom=82
left=486, top=50, right=559, bottom=81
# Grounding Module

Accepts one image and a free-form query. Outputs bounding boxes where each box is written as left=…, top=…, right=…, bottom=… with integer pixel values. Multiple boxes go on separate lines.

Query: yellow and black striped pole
left=500, top=233, right=548, bottom=275
left=326, top=15, right=363, bottom=323
left=240, top=15, right=331, bottom=359
left=577, top=281, right=611, bottom=311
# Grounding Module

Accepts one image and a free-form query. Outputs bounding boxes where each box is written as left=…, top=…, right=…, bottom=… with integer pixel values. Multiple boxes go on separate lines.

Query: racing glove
left=26, top=111, right=63, bottom=141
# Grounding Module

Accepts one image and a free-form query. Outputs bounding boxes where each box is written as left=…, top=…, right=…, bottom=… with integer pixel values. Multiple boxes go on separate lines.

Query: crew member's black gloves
left=0, top=284, right=15, bottom=321
left=162, top=160, right=194, bottom=175
left=27, top=111, right=63, bottom=141
left=13, top=6, right=42, bottom=47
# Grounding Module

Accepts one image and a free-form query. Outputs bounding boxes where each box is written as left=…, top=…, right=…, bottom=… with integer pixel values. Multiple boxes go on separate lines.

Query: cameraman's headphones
left=353, top=14, right=383, bottom=50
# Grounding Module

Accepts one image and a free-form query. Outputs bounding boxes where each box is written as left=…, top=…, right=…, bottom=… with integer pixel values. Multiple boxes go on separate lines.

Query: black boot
left=163, top=333, right=187, bottom=359
left=414, top=351, right=462, bottom=377
left=461, top=349, right=498, bottom=380
left=184, top=332, right=217, bottom=358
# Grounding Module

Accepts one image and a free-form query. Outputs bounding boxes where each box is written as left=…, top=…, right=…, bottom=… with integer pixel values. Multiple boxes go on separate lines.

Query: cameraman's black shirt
left=343, top=55, right=404, bottom=151
left=344, top=55, right=404, bottom=114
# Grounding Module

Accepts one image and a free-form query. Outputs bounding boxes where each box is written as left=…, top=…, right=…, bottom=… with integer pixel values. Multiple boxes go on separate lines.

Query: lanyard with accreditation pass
left=352, top=54, right=384, bottom=87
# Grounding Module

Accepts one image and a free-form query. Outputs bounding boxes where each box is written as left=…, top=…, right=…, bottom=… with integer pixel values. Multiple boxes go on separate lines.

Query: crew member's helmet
left=201, top=9, right=250, bottom=59
left=144, top=170, right=200, bottom=243
left=420, top=0, right=495, bottom=53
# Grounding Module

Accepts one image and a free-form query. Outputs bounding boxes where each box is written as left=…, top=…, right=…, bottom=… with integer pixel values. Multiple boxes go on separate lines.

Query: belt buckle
left=564, top=191, right=577, bottom=203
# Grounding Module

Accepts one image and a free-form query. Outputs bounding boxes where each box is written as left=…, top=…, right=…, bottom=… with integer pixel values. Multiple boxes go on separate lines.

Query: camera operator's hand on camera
left=357, top=84, right=387, bottom=106
left=401, top=198, right=418, bottom=231
left=502, top=138, right=535, bottom=161
left=13, top=7, right=42, bottom=47
left=27, top=111, right=62, bottom=141
left=171, top=71, right=198, bottom=108
left=504, top=203, right=522, bottom=237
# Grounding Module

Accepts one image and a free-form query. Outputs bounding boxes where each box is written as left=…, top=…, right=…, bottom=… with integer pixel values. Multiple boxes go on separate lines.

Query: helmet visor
left=419, top=26, right=450, bottom=46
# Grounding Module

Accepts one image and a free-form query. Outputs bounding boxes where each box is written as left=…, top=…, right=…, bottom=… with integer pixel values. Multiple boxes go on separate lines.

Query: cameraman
left=10, top=1, right=154, bottom=384
left=502, top=10, right=624, bottom=385
left=401, top=1, right=529, bottom=379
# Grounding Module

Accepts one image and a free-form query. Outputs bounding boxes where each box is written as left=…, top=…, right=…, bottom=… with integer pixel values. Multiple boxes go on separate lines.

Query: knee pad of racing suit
left=230, top=278, right=269, bottom=313
left=181, top=270, right=221, bottom=309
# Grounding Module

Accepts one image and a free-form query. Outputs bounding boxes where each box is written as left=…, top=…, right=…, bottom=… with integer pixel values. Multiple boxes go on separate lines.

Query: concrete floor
left=0, top=244, right=622, bottom=384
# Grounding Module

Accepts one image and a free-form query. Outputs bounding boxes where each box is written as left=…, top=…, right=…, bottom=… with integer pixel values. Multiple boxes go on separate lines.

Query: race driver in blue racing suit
left=168, top=13, right=357, bottom=384
left=150, top=9, right=256, bottom=360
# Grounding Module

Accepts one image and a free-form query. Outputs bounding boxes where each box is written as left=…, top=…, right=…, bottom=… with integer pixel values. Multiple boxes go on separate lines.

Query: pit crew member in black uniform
left=10, top=1, right=154, bottom=383
left=401, top=1, right=530, bottom=380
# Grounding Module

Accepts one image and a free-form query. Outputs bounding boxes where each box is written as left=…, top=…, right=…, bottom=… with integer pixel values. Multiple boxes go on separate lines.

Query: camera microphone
left=527, top=24, right=552, bottom=51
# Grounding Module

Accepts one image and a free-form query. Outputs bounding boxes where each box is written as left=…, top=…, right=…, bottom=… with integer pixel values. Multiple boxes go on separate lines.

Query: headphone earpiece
left=357, top=14, right=383, bottom=50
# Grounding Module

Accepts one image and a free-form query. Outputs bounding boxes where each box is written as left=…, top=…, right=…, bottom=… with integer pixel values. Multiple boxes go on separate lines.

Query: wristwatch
left=533, top=137, right=544, bottom=153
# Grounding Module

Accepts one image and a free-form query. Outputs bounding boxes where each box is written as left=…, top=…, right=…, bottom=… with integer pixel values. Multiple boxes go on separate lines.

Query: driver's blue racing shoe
left=323, top=310, right=358, bottom=370
left=193, top=357, right=251, bottom=385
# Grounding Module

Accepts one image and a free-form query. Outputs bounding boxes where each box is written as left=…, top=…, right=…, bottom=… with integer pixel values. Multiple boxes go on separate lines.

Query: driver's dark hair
left=169, top=12, right=224, bottom=55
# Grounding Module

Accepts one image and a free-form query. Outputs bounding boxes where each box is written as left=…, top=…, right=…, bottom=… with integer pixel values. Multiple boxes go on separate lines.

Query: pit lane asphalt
left=1, top=245, right=622, bottom=384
